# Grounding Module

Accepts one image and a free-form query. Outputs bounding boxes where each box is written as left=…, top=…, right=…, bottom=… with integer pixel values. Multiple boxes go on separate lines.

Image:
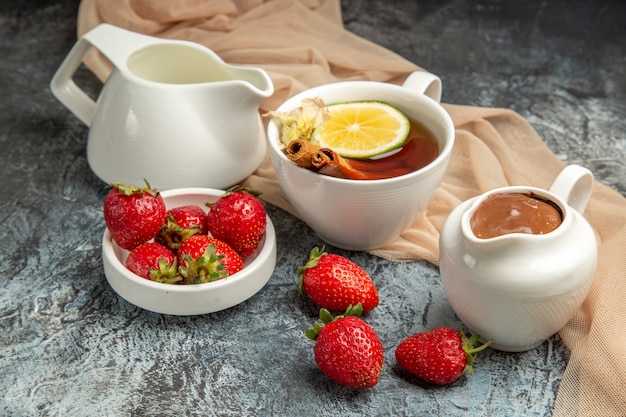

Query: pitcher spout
left=223, top=65, right=274, bottom=99
left=81, top=23, right=275, bottom=96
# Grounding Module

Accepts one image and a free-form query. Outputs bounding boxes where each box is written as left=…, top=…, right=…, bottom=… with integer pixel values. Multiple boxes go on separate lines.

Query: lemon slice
left=313, top=101, right=410, bottom=159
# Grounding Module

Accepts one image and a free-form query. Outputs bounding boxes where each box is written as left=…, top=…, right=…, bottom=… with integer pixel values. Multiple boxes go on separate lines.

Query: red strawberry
left=206, top=186, right=267, bottom=258
left=306, top=304, right=384, bottom=389
left=103, top=179, right=166, bottom=250
left=125, top=242, right=181, bottom=284
left=298, top=247, right=379, bottom=312
left=155, top=204, right=208, bottom=251
left=177, top=235, right=243, bottom=284
left=395, top=326, right=492, bottom=385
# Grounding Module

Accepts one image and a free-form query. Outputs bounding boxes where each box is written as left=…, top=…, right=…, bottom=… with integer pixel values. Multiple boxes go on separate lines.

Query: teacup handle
left=402, top=71, right=443, bottom=103
left=549, top=164, right=594, bottom=213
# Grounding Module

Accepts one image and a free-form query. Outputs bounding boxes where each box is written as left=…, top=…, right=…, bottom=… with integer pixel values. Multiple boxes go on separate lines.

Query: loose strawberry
left=125, top=242, right=181, bottom=284
left=298, top=247, right=379, bottom=312
left=206, top=186, right=267, bottom=259
left=155, top=204, right=208, bottom=251
left=177, top=235, right=243, bottom=284
left=306, top=304, right=384, bottom=389
left=103, top=179, right=166, bottom=250
left=395, top=326, right=492, bottom=385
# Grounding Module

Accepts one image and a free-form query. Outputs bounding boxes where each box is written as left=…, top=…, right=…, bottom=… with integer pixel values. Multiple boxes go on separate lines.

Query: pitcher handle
left=50, top=35, right=97, bottom=126
left=401, top=71, right=443, bottom=103
left=549, top=164, right=594, bottom=213
left=50, top=24, right=157, bottom=126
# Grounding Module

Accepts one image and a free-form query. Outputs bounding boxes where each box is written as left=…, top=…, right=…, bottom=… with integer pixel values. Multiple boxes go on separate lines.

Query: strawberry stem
left=460, top=327, right=493, bottom=375
left=178, top=244, right=229, bottom=284
left=343, top=303, right=363, bottom=318
left=305, top=303, right=364, bottom=341
left=225, top=185, right=263, bottom=198
left=156, top=215, right=201, bottom=251
left=205, top=185, right=264, bottom=208
left=149, top=257, right=182, bottom=284
left=112, top=178, right=158, bottom=197
left=297, top=246, right=326, bottom=294
left=320, top=308, right=334, bottom=324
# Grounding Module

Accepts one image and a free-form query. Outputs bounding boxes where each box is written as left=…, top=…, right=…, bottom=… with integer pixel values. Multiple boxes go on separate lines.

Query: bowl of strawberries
left=101, top=182, right=277, bottom=315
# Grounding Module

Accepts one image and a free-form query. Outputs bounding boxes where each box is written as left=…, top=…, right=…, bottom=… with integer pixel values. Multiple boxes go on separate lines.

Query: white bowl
left=102, top=188, right=277, bottom=315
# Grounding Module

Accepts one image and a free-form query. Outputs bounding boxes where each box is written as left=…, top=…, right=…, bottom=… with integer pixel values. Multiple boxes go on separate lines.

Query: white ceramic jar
left=439, top=165, right=597, bottom=352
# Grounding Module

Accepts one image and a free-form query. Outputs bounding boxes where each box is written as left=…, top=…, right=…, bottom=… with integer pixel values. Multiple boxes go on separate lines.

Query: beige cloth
left=76, top=1, right=626, bottom=415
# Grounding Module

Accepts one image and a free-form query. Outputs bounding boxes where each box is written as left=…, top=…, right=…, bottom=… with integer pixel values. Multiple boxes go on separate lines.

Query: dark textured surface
left=1, top=1, right=624, bottom=416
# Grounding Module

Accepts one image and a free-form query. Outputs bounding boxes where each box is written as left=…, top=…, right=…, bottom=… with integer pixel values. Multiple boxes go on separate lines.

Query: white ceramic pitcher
left=439, top=165, right=597, bottom=352
left=51, top=24, right=274, bottom=190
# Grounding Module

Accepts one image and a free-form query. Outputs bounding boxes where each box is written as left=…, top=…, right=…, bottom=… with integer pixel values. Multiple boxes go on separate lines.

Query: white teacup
left=267, top=71, right=455, bottom=250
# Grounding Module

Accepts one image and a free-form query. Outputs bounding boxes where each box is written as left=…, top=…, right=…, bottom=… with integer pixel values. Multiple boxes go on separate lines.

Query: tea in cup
left=266, top=71, right=455, bottom=250
left=439, top=165, right=597, bottom=351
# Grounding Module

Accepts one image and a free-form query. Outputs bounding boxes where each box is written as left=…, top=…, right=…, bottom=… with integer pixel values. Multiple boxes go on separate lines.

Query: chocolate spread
left=470, top=192, right=562, bottom=239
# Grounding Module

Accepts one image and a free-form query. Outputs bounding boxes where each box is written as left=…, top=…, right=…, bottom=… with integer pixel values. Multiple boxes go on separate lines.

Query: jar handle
left=549, top=165, right=594, bottom=213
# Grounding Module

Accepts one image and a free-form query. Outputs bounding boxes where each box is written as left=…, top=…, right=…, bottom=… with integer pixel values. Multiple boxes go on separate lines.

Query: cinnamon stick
left=313, top=148, right=368, bottom=180
left=285, top=139, right=320, bottom=169
left=314, top=148, right=369, bottom=180
left=311, top=148, right=331, bottom=170
left=284, top=139, right=371, bottom=180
